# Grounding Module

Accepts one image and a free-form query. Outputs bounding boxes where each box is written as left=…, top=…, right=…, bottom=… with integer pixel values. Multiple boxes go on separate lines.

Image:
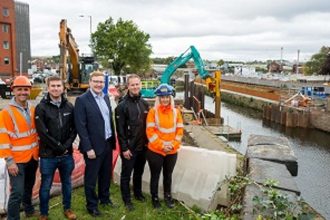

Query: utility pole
left=280, top=47, right=283, bottom=74
left=296, top=49, right=300, bottom=75
left=79, top=15, right=93, bottom=54
left=79, top=15, right=92, bottom=35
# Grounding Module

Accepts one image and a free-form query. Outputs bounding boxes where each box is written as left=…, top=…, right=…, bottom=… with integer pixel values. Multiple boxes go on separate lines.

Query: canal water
left=202, top=95, right=330, bottom=219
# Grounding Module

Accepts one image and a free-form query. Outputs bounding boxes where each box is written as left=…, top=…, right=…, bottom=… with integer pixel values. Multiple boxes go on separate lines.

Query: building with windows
left=15, top=1, right=31, bottom=75
left=0, top=0, right=31, bottom=80
left=0, top=0, right=17, bottom=79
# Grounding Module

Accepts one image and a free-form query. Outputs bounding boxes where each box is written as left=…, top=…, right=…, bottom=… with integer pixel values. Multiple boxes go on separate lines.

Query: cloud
left=24, top=0, right=330, bottom=61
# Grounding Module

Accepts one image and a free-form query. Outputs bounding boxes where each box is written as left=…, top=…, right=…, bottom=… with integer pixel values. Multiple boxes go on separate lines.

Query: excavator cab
left=80, top=56, right=98, bottom=87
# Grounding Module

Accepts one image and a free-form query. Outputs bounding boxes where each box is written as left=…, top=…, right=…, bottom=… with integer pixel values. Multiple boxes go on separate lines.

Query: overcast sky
left=23, top=0, right=330, bottom=62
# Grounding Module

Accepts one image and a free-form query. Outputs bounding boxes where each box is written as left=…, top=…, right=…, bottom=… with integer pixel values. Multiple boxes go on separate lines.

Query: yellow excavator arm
left=59, top=19, right=81, bottom=89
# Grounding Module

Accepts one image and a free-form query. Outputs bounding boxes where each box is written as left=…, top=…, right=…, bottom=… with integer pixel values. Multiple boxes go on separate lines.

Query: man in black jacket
left=115, top=74, right=149, bottom=211
left=35, top=76, right=77, bottom=220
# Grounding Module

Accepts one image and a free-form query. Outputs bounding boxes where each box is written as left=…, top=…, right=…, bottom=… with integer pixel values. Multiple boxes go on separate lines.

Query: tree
left=319, top=53, right=330, bottom=75
left=217, top=59, right=224, bottom=67
left=304, top=46, right=330, bottom=75
left=91, top=17, right=152, bottom=76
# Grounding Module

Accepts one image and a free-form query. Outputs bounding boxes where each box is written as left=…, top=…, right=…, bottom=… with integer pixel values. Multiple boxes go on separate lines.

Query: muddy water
left=202, top=95, right=330, bottom=219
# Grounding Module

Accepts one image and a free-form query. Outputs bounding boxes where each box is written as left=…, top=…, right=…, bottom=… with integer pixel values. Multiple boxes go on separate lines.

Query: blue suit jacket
left=74, top=90, right=116, bottom=155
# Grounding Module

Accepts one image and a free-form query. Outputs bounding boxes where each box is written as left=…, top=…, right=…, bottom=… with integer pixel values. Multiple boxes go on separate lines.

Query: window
left=2, top=24, right=9, bottom=33
left=3, top=41, right=9, bottom=49
left=4, top=57, right=10, bottom=65
left=2, top=8, right=9, bottom=17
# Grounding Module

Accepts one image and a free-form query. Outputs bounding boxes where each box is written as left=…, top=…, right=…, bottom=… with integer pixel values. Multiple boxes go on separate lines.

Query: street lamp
left=79, top=15, right=92, bottom=36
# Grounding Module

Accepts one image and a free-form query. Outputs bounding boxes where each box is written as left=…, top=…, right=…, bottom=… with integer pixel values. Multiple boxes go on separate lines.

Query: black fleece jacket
left=35, top=94, right=77, bottom=157
left=115, top=93, right=149, bottom=153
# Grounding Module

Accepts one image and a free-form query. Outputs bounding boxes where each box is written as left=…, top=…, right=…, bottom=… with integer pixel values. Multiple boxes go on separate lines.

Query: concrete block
left=113, top=146, right=237, bottom=211
left=242, top=184, right=301, bottom=220
left=0, top=159, right=9, bottom=214
left=246, top=135, right=298, bottom=176
left=248, top=134, right=289, bottom=147
left=248, top=158, right=300, bottom=195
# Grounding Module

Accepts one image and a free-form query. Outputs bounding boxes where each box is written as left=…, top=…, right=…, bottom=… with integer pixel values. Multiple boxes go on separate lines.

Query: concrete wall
left=310, top=110, right=330, bottom=132
left=220, top=89, right=330, bottom=133
left=221, top=90, right=271, bottom=111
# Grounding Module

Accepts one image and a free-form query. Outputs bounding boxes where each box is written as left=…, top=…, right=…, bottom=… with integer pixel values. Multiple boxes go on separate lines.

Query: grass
left=20, top=183, right=199, bottom=220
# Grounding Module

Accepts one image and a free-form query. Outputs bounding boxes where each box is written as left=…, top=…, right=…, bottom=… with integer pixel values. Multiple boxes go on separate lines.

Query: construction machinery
left=160, top=45, right=210, bottom=84
left=142, top=45, right=219, bottom=98
left=59, top=19, right=98, bottom=93
left=141, top=45, right=221, bottom=119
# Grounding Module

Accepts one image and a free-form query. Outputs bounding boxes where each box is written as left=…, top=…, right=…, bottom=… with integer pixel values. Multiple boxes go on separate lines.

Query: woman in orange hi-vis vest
left=0, top=76, right=39, bottom=219
left=146, top=83, right=184, bottom=209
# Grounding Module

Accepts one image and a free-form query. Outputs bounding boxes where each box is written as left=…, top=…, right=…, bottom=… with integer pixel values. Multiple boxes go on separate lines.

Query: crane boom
left=160, top=45, right=210, bottom=84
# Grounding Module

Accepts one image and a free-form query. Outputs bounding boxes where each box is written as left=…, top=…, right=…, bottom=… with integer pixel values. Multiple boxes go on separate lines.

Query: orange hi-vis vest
left=0, top=104, right=39, bottom=163
left=146, top=105, right=184, bottom=156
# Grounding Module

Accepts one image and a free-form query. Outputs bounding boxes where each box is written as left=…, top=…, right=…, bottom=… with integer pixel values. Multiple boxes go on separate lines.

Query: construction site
left=1, top=0, right=330, bottom=218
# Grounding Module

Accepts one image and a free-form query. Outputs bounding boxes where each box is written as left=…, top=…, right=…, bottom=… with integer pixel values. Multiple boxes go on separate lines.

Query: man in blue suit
left=74, top=71, right=117, bottom=217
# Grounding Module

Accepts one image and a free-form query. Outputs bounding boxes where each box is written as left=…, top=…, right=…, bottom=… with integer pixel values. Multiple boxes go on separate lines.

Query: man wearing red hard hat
left=0, top=76, right=39, bottom=219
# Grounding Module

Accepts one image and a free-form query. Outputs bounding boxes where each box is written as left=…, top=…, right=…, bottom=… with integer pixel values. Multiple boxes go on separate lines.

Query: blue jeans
left=7, top=158, right=38, bottom=220
left=39, top=155, right=74, bottom=216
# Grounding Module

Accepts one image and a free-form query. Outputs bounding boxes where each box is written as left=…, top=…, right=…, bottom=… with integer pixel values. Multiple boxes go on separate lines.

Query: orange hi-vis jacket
left=146, top=105, right=184, bottom=156
left=0, top=102, right=39, bottom=163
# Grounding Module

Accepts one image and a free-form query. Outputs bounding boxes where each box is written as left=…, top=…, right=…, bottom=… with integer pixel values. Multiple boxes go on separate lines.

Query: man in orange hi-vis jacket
left=146, top=83, right=184, bottom=209
left=0, top=76, right=39, bottom=220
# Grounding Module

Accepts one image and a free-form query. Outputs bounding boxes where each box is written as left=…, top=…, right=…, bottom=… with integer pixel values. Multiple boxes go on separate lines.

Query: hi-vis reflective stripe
left=154, top=108, right=177, bottom=133
left=158, top=127, right=176, bottom=133
left=0, top=143, right=11, bottom=150
left=147, top=122, right=155, bottom=128
left=5, top=107, right=20, bottom=134
left=163, top=141, right=171, bottom=145
left=11, top=141, right=38, bottom=152
left=148, top=134, right=158, bottom=143
left=0, top=128, right=7, bottom=133
left=175, top=135, right=183, bottom=141
left=8, top=128, right=37, bottom=138
left=177, top=123, right=184, bottom=128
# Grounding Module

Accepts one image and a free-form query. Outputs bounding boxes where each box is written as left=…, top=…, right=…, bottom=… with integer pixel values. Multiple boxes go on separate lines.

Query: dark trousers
left=84, top=144, right=113, bottom=211
left=146, top=149, right=177, bottom=198
left=120, top=149, right=146, bottom=202
left=7, top=158, right=38, bottom=220
left=39, top=155, right=75, bottom=215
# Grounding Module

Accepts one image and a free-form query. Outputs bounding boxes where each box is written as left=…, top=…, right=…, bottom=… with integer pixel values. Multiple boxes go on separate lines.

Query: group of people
left=0, top=72, right=183, bottom=220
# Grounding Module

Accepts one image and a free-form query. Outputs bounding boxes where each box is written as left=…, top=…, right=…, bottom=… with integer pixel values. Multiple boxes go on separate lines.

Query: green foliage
left=304, top=46, right=330, bottom=75
left=217, top=59, right=225, bottom=67
left=152, top=56, right=176, bottom=65
left=255, top=66, right=268, bottom=73
left=319, top=53, right=330, bottom=75
left=91, top=17, right=152, bottom=76
left=252, top=179, right=313, bottom=219
left=19, top=177, right=317, bottom=220
left=26, top=184, right=228, bottom=220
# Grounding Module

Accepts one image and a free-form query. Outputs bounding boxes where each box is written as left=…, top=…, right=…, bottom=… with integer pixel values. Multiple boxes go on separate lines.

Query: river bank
left=203, top=96, right=330, bottom=219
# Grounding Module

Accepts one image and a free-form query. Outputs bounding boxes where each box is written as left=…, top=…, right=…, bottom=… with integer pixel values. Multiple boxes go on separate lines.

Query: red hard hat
left=12, top=76, right=32, bottom=88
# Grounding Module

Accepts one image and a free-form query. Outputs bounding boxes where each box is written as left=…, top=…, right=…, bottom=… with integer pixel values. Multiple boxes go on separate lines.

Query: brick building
left=0, top=0, right=31, bottom=80
left=0, top=0, right=17, bottom=79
